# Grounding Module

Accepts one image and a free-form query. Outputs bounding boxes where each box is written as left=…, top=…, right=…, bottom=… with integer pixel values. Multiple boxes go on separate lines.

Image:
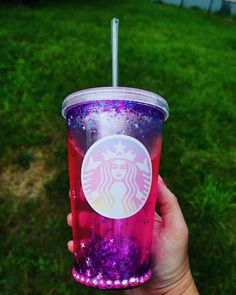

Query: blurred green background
left=0, top=0, right=235, bottom=294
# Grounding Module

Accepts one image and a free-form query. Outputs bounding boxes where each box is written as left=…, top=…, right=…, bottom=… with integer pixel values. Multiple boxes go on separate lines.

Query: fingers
left=67, top=213, right=73, bottom=252
left=157, top=176, right=188, bottom=234
left=67, top=240, right=74, bottom=252
left=154, top=211, right=162, bottom=223
left=67, top=213, right=72, bottom=227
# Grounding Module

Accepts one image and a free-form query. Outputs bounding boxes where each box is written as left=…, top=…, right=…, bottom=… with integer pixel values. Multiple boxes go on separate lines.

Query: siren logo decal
left=81, top=135, right=152, bottom=219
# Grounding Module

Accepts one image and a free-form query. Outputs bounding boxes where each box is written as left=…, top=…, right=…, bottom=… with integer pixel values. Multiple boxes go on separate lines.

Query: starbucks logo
left=81, top=135, right=152, bottom=219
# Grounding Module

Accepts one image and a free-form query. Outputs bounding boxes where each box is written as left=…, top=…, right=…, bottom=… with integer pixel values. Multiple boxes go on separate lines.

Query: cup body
left=62, top=87, right=169, bottom=290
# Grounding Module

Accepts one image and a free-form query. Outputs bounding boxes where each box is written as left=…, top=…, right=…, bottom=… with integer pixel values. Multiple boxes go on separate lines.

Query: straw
left=111, top=18, right=119, bottom=87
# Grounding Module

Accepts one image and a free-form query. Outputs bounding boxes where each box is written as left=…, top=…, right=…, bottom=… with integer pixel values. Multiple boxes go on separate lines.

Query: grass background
left=0, top=0, right=236, bottom=294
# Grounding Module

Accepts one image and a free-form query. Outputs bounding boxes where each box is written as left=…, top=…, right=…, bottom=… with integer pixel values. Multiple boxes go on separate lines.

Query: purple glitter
left=72, top=236, right=152, bottom=289
left=74, top=236, right=150, bottom=280
left=67, top=100, right=164, bottom=154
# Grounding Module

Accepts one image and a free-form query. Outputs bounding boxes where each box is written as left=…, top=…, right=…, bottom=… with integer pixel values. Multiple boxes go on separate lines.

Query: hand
left=125, top=176, right=199, bottom=295
left=67, top=176, right=199, bottom=295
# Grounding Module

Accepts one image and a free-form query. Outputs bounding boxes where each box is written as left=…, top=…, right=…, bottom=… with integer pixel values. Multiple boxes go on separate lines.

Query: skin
left=67, top=176, right=199, bottom=295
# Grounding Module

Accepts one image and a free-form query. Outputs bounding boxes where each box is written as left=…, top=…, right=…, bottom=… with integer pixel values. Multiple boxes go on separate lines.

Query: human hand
left=67, top=176, right=199, bottom=295
left=125, top=176, right=199, bottom=295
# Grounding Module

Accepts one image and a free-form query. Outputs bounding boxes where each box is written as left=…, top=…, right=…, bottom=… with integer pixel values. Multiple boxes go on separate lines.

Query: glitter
left=86, top=257, right=91, bottom=266
left=96, top=272, right=103, bottom=279
left=86, top=269, right=91, bottom=276
left=67, top=100, right=163, bottom=140
left=80, top=242, right=86, bottom=249
left=92, top=279, right=98, bottom=286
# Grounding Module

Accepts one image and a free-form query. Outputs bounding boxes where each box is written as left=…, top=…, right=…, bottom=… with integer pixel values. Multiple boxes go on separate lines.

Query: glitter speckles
left=96, top=272, right=103, bottom=279
left=99, top=102, right=106, bottom=107
left=80, top=242, right=86, bottom=249
left=67, top=100, right=164, bottom=139
left=85, top=257, right=92, bottom=267
left=86, top=269, right=91, bottom=276
left=74, top=237, right=143, bottom=282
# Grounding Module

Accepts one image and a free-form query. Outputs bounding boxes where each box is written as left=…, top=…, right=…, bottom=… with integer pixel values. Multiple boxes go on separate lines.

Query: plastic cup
left=62, top=87, right=169, bottom=290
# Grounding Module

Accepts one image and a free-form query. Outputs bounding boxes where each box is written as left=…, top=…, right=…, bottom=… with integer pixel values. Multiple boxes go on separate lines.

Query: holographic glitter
left=67, top=100, right=164, bottom=154
left=71, top=236, right=152, bottom=289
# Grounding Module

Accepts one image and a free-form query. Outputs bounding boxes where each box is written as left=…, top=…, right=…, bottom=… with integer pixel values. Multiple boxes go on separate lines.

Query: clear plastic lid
left=62, top=87, right=169, bottom=120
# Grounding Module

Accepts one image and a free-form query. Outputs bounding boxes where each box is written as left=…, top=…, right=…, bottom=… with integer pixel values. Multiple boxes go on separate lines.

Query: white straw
left=111, top=18, right=119, bottom=87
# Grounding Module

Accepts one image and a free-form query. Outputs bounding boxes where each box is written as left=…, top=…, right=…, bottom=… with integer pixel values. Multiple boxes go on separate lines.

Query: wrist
left=154, top=268, right=199, bottom=295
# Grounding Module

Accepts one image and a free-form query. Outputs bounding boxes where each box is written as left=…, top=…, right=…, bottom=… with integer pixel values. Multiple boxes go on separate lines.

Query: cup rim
left=62, top=86, right=169, bottom=120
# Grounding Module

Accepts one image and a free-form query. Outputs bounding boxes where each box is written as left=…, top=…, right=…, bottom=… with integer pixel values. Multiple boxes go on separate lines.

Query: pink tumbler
left=62, top=87, right=169, bottom=290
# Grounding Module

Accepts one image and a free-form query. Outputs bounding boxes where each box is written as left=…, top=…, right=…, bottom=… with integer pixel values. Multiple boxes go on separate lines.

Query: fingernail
left=67, top=240, right=74, bottom=252
left=158, top=175, right=166, bottom=186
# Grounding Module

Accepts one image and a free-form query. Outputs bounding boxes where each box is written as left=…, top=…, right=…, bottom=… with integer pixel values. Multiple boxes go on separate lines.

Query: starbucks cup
left=62, top=86, right=169, bottom=290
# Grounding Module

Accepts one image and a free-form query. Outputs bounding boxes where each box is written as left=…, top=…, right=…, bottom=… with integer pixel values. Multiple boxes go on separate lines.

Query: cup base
left=72, top=267, right=152, bottom=290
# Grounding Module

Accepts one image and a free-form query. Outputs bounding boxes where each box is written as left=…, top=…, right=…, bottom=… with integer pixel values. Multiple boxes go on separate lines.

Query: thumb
left=157, top=176, right=187, bottom=231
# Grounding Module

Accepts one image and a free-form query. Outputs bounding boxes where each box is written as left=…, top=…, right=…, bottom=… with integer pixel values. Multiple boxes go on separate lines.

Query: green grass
left=0, top=0, right=236, bottom=294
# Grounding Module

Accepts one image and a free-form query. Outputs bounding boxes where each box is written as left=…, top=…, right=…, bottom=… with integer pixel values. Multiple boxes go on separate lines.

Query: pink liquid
left=68, top=135, right=162, bottom=289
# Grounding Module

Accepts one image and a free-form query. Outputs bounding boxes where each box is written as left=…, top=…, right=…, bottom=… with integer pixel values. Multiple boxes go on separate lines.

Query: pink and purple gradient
left=66, top=100, right=164, bottom=290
